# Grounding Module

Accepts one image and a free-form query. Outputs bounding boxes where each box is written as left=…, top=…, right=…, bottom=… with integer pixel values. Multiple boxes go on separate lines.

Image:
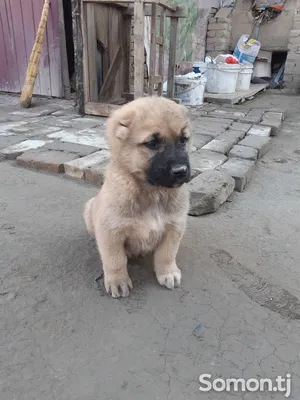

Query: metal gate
left=0, top=0, right=63, bottom=97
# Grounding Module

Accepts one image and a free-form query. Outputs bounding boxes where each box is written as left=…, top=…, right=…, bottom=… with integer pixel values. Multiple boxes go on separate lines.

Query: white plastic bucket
left=236, top=63, right=253, bottom=91
left=174, top=76, right=206, bottom=106
left=193, top=62, right=208, bottom=75
left=205, top=63, right=241, bottom=94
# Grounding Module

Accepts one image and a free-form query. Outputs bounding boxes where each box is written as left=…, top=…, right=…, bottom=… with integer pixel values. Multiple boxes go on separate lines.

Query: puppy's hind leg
left=154, top=226, right=184, bottom=290
left=84, top=197, right=95, bottom=236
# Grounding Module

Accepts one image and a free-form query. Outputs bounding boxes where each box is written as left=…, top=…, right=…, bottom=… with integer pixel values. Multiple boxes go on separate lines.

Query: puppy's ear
left=115, top=110, right=136, bottom=140
left=178, top=103, right=189, bottom=118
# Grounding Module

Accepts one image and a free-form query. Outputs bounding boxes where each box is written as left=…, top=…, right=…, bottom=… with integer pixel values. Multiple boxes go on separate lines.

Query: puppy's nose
left=171, top=164, right=188, bottom=178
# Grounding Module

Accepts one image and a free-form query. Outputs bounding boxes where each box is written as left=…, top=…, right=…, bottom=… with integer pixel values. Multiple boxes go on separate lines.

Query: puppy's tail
left=84, top=197, right=95, bottom=236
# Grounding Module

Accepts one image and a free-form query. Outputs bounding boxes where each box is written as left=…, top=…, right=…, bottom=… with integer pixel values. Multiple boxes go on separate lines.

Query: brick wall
left=284, top=4, right=300, bottom=89
left=206, top=8, right=233, bottom=59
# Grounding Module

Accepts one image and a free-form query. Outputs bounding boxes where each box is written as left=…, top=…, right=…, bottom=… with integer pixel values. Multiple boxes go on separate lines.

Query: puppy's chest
left=124, top=210, right=166, bottom=257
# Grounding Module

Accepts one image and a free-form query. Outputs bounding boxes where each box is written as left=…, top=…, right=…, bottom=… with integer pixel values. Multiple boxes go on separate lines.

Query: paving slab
left=10, top=108, right=59, bottom=118
left=190, top=150, right=227, bottom=173
left=191, top=134, right=212, bottom=149
left=0, top=139, right=51, bottom=159
left=48, top=129, right=108, bottom=149
left=239, top=135, right=271, bottom=159
left=0, top=121, right=28, bottom=135
left=189, top=170, right=235, bottom=216
left=64, top=150, right=110, bottom=179
left=0, top=135, right=27, bottom=150
left=197, top=116, right=234, bottom=125
left=202, top=139, right=233, bottom=155
left=39, top=116, right=81, bottom=128
left=268, top=107, right=287, bottom=120
left=218, top=158, right=256, bottom=192
left=41, top=141, right=99, bottom=157
left=260, top=111, right=282, bottom=136
left=208, top=109, right=246, bottom=120
left=247, top=125, right=271, bottom=137
left=204, top=84, right=268, bottom=105
left=51, top=110, right=69, bottom=117
left=16, top=150, right=79, bottom=173
left=216, top=129, right=246, bottom=146
left=84, top=163, right=108, bottom=186
left=230, top=122, right=252, bottom=133
left=240, top=109, right=264, bottom=124
left=192, top=127, right=224, bottom=138
left=229, top=145, right=258, bottom=161
left=22, top=125, right=62, bottom=137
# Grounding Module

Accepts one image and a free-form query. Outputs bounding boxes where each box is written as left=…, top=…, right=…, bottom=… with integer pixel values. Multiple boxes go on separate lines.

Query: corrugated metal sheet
left=0, top=0, right=63, bottom=97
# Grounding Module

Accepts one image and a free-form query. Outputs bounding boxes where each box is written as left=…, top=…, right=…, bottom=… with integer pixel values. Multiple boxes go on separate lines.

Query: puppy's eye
left=179, top=135, right=188, bottom=145
left=144, top=138, right=159, bottom=150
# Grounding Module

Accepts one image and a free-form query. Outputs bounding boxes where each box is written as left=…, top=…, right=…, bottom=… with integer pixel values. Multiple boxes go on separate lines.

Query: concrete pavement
left=1, top=92, right=300, bottom=399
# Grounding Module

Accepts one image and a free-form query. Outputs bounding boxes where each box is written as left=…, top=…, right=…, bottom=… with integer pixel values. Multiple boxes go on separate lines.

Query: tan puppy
left=84, top=96, right=192, bottom=298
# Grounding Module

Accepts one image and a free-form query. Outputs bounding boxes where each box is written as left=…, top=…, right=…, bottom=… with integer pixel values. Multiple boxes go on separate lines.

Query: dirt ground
left=1, top=92, right=300, bottom=400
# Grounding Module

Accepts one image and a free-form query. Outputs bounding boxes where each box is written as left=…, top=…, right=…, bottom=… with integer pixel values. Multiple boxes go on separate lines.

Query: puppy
left=84, top=96, right=192, bottom=298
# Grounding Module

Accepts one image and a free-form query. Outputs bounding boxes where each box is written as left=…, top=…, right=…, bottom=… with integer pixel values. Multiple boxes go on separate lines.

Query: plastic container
left=236, top=63, right=254, bottom=91
left=205, top=63, right=241, bottom=94
left=193, top=62, right=208, bottom=75
left=174, top=75, right=206, bottom=106
left=233, top=34, right=261, bottom=64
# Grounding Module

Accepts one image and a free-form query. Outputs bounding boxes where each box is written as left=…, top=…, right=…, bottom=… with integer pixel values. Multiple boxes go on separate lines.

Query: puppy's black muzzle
left=147, top=142, right=191, bottom=188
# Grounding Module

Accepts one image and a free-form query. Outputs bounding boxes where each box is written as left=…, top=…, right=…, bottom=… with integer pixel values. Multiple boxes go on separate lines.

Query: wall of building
left=230, top=0, right=297, bottom=52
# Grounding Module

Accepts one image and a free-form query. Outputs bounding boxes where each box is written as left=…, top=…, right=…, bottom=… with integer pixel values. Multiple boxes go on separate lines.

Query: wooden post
left=148, top=3, right=157, bottom=95
left=157, top=7, right=165, bottom=96
left=167, top=17, right=178, bottom=99
left=86, top=4, right=98, bottom=102
left=71, top=0, right=84, bottom=115
left=133, top=0, right=145, bottom=99
left=58, top=0, right=71, bottom=99
left=122, top=15, right=131, bottom=95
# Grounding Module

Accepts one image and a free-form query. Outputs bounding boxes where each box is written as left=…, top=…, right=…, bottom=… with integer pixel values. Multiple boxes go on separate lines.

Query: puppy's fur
left=84, top=97, right=192, bottom=298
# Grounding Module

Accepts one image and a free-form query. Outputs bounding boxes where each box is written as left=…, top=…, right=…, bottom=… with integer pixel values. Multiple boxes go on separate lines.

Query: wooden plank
left=167, top=17, right=178, bottom=99
left=204, top=84, right=269, bottom=106
left=110, top=98, right=127, bottom=105
left=47, top=0, right=63, bottom=97
left=88, top=0, right=177, bottom=11
left=72, top=0, right=84, bottom=114
left=133, top=0, right=144, bottom=98
left=58, top=0, right=71, bottom=99
left=122, top=92, right=151, bottom=101
left=152, top=0, right=177, bottom=12
left=83, top=0, right=135, bottom=3
left=122, top=92, right=134, bottom=101
left=85, top=101, right=121, bottom=117
left=148, top=3, right=156, bottom=96
left=156, top=35, right=163, bottom=45
left=122, top=15, right=131, bottom=94
left=99, top=45, right=123, bottom=99
left=86, top=3, right=98, bottom=102
left=32, top=0, right=51, bottom=96
left=123, top=4, right=187, bottom=18
left=157, top=7, right=165, bottom=96
left=108, top=6, right=123, bottom=101
left=94, top=4, right=109, bottom=83
left=153, top=75, right=162, bottom=84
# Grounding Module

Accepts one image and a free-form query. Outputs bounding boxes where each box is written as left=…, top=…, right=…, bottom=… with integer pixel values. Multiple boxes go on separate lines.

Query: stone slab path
left=0, top=94, right=284, bottom=216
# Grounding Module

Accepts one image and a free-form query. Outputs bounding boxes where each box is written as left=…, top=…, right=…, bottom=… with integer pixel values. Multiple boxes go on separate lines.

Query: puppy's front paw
left=104, top=274, right=133, bottom=298
left=156, top=268, right=182, bottom=290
